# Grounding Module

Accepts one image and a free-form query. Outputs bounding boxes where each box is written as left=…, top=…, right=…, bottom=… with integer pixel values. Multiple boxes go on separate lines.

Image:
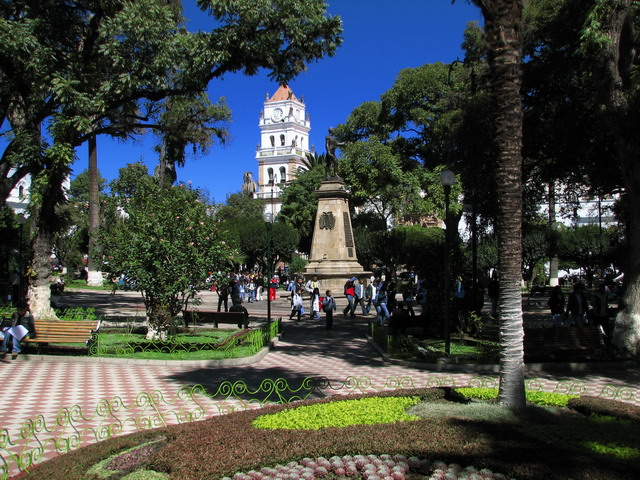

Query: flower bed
left=15, top=387, right=640, bottom=480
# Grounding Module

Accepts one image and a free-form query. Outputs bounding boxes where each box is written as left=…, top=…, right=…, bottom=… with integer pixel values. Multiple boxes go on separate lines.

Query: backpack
left=322, top=297, right=334, bottom=312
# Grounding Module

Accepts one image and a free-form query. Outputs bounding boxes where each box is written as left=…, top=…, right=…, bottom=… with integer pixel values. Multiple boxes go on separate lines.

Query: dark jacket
left=9, top=311, right=36, bottom=338
left=566, top=291, right=588, bottom=316
left=548, top=291, right=565, bottom=315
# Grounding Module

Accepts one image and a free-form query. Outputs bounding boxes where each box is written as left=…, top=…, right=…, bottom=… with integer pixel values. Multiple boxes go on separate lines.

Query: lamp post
left=440, top=170, right=455, bottom=355
left=264, top=184, right=275, bottom=324
left=17, top=213, right=26, bottom=303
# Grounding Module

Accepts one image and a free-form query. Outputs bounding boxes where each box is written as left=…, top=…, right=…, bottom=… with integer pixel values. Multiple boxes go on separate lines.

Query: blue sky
left=72, top=0, right=483, bottom=203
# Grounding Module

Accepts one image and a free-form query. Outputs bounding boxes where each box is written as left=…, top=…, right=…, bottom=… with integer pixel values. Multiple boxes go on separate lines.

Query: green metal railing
left=90, top=318, right=281, bottom=358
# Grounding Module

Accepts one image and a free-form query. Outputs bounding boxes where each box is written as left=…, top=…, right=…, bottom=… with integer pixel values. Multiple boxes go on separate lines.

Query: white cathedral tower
left=255, top=85, right=312, bottom=216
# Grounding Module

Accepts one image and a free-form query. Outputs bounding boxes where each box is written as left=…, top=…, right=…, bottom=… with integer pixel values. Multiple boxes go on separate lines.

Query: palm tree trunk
left=474, top=0, right=526, bottom=409
left=87, top=136, right=103, bottom=286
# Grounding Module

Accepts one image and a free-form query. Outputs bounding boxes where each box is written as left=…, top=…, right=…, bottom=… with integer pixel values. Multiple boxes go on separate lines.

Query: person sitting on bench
left=228, top=297, right=249, bottom=329
left=1, top=301, right=36, bottom=360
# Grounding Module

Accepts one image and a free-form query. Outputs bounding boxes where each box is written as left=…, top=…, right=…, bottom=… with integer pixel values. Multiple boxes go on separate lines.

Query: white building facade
left=254, top=85, right=311, bottom=216
left=6, top=171, right=31, bottom=215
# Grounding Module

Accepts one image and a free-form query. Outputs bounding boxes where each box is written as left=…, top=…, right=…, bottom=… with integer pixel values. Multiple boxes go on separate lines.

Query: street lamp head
left=439, top=170, right=455, bottom=187
left=16, top=213, right=28, bottom=225
left=263, top=212, right=274, bottom=224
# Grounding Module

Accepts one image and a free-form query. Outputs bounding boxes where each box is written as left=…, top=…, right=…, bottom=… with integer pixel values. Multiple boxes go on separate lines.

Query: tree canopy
left=102, top=164, right=236, bottom=337
left=0, top=0, right=342, bottom=317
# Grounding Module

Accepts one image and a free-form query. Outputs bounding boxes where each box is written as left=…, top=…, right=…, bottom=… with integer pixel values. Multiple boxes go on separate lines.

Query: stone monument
left=304, top=129, right=369, bottom=292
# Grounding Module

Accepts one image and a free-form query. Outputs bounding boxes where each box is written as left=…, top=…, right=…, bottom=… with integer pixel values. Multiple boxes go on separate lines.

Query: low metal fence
left=90, top=317, right=281, bottom=358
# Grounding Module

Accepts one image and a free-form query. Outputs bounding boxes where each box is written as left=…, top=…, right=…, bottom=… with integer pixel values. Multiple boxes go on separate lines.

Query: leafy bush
left=454, top=387, right=578, bottom=407
left=102, top=167, right=237, bottom=338
left=568, top=395, right=640, bottom=422
left=252, top=396, right=421, bottom=430
left=584, top=440, right=640, bottom=459
left=287, top=255, right=309, bottom=275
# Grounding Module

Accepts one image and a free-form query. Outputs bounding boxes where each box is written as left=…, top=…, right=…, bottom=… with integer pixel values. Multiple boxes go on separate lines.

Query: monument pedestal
left=304, top=178, right=370, bottom=293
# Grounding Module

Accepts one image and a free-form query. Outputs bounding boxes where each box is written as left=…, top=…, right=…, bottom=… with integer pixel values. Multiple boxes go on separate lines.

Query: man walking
left=354, top=277, right=369, bottom=315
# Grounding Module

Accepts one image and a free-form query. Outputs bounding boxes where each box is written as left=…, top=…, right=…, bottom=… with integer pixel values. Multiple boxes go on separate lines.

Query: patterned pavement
left=1, top=289, right=639, bottom=477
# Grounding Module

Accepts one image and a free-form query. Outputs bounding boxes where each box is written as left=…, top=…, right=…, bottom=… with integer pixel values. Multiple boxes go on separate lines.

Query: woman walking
left=310, top=287, right=321, bottom=320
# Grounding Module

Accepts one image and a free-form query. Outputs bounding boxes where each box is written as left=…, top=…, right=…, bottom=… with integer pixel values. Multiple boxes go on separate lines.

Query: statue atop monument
left=241, top=171, right=257, bottom=195
left=325, top=127, right=345, bottom=179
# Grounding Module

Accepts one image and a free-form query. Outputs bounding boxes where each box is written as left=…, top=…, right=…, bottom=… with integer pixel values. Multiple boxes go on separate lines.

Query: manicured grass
left=29, top=330, right=259, bottom=360
left=65, top=279, right=115, bottom=291
left=19, top=387, right=640, bottom=480
left=94, top=330, right=257, bottom=360
left=454, top=387, right=579, bottom=407
left=390, top=338, right=501, bottom=364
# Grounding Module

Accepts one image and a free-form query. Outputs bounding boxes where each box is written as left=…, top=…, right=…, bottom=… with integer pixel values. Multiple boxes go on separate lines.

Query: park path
left=0, top=288, right=638, bottom=477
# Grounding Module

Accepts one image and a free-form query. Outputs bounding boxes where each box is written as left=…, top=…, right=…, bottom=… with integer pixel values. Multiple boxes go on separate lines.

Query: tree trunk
left=27, top=143, right=70, bottom=320
left=591, top=0, right=640, bottom=356
left=475, top=0, right=526, bottom=409
left=28, top=227, right=58, bottom=320
left=548, top=182, right=559, bottom=286
left=145, top=303, right=174, bottom=341
left=614, top=164, right=640, bottom=355
left=87, top=136, right=103, bottom=287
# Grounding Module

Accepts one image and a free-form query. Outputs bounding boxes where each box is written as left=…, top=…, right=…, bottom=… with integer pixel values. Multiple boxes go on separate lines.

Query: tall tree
left=153, top=93, right=231, bottom=187
left=473, top=0, right=527, bottom=409
left=86, top=136, right=102, bottom=286
left=335, top=58, right=484, bottom=231
left=581, top=0, right=640, bottom=356
left=1, top=0, right=342, bottom=318
left=102, top=166, right=236, bottom=339
left=522, top=0, right=640, bottom=355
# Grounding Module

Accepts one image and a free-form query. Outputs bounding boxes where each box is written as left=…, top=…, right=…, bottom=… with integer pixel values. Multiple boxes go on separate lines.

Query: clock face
left=294, top=109, right=301, bottom=121
left=271, top=108, right=283, bottom=121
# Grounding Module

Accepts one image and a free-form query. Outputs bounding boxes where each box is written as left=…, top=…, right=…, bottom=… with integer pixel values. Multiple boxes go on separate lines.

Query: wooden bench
left=524, top=326, right=608, bottom=361
left=182, top=309, right=248, bottom=329
left=389, top=313, right=429, bottom=336
left=23, top=319, right=102, bottom=353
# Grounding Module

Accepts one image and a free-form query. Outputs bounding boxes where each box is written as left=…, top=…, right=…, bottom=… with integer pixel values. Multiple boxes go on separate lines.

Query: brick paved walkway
left=0, top=289, right=638, bottom=477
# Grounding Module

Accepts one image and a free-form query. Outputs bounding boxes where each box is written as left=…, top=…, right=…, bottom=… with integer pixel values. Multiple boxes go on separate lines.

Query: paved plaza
left=0, top=288, right=639, bottom=477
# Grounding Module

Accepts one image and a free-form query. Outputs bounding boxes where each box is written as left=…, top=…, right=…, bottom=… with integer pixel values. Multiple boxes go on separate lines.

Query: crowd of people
left=547, top=282, right=614, bottom=336
left=208, top=270, right=434, bottom=332
left=280, top=273, right=432, bottom=332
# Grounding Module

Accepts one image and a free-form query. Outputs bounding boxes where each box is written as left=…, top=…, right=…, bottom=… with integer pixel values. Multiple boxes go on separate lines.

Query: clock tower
left=255, top=85, right=311, bottom=216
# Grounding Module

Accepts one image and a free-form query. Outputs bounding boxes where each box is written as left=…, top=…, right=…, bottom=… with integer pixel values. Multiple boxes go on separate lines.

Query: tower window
left=267, top=168, right=274, bottom=185
left=270, top=136, right=275, bottom=147
left=280, top=167, right=286, bottom=184
left=280, top=134, right=285, bottom=146
left=18, top=185, right=24, bottom=200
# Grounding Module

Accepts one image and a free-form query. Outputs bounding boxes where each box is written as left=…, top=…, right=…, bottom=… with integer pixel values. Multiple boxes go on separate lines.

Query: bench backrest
left=209, top=312, right=245, bottom=320
left=524, top=327, right=604, bottom=348
left=24, top=320, right=100, bottom=343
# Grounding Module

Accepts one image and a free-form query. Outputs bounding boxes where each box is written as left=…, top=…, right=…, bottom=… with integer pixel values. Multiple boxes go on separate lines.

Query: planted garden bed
left=17, top=387, right=640, bottom=480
